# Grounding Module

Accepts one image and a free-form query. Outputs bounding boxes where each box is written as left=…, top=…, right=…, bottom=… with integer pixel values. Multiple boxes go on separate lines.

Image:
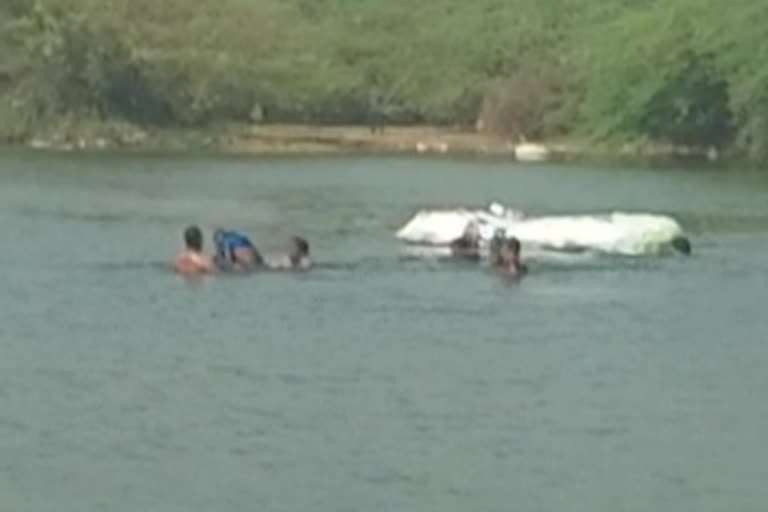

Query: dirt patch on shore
left=229, top=124, right=520, bottom=155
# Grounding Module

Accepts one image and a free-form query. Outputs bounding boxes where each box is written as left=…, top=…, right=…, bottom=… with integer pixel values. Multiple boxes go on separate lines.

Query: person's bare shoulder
left=174, top=251, right=213, bottom=274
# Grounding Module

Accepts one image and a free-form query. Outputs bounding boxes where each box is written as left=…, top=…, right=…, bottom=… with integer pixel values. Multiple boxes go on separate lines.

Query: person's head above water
left=497, top=236, right=522, bottom=266
left=505, top=236, right=521, bottom=256
left=284, top=235, right=311, bottom=269
left=490, top=228, right=506, bottom=250
left=451, top=221, right=482, bottom=253
left=184, top=225, right=204, bottom=251
left=496, top=236, right=526, bottom=277
left=175, top=225, right=212, bottom=274
left=289, top=236, right=309, bottom=258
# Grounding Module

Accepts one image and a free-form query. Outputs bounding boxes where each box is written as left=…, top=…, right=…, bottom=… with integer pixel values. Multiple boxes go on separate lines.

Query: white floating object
left=514, top=143, right=550, bottom=162
left=395, top=202, right=688, bottom=256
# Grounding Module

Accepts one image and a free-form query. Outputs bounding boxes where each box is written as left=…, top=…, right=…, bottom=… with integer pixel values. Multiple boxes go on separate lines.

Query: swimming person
left=213, top=228, right=264, bottom=270
left=266, top=235, right=313, bottom=270
left=174, top=225, right=213, bottom=275
left=449, top=221, right=481, bottom=261
left=495, top=236, right=527, bottom=278
left=489, top=227, right=507, bottom=264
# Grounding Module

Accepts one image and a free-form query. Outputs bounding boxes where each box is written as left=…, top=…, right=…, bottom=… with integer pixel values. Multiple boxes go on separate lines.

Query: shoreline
left=10, top=122, right=720, bottom=164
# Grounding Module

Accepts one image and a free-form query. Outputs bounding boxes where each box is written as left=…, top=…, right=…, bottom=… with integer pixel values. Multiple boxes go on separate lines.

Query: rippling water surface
left=0, top=151, right=767, bottom=512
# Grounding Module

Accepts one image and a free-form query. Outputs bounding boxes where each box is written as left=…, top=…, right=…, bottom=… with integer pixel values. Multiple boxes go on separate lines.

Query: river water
left=0, top=151, right=766, bottom=512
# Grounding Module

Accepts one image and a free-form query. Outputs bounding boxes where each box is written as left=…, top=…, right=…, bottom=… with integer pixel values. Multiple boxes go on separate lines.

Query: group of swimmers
left=449, top=222, right=527, bottom=278
left=173, top=225, right=311, bottom=275
left=174, top=221, right=525, bottom=278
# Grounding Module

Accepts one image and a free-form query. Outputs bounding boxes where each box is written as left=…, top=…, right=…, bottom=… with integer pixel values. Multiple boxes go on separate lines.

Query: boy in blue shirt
left=213, top=228, right=264, bottom=270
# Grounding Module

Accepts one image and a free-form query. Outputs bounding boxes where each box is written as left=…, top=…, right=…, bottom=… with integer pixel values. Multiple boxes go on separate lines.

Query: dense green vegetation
left=1, top=0, right=767, bottom=159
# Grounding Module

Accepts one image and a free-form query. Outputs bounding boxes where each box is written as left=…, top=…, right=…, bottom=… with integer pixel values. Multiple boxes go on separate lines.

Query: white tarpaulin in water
left=395, top=203, right=686, bottom=256
left=394, top=203, right=524, bottom=245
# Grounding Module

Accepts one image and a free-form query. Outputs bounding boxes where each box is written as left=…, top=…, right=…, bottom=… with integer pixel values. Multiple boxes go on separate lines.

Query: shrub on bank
left=1, top=0, right=768, bottom=161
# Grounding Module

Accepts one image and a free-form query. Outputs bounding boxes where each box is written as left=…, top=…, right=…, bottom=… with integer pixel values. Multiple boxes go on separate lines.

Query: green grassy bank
left=1, top=1, right=767, bottom=161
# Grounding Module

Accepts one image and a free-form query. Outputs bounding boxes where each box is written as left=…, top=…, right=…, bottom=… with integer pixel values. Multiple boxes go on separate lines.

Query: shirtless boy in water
left=174, top=225, right=213, bottom=275
left=494, top=236, right=527, bottom=278
left=213, top=228, right=264, bottom=271
left=449, top=221, right=482, bottom=261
